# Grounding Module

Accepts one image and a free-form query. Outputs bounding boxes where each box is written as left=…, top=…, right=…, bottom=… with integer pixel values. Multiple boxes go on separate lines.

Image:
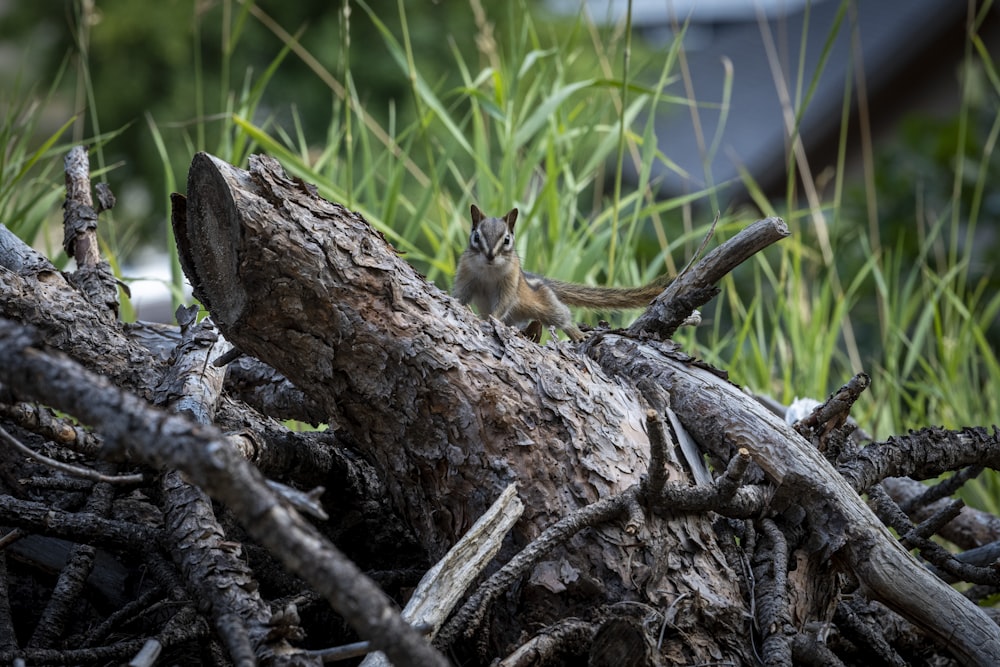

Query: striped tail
left=544, top=273, right=671, bottom=309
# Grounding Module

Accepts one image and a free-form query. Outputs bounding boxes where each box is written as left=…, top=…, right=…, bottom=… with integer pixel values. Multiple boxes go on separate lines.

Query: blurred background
left=1, top=2, right=995, bottom=315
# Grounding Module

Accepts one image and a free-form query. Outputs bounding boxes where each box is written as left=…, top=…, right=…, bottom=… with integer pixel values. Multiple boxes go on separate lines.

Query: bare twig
left=753, top=519, right=792, bottom=667
left=882, top=476, right=1000, bottom=550
left=62, top=146, right=101, bottom=268
left=794, top=373, right=870, bottom=441
left=0, top=425, right=143, bottom=485
left=0, top=604, right=210, bottom=666
left=62, top=146, right=120, bottom=315
left=628, top=216, right=790, bottom=338
left=29, top=467, right=117, bottom=648
left=649, top=449, right=763, bottom=518
left=645, top=409, right=669, bottom=498
left=897, top=465, right=984, bottom=515
left=904, top=500, right=965, bottom=543
left=436, top=486, right=641, bottom=648
left=834, top=600, right=908, bottom=667
left=0, top=494, right=155, bottom=549
left=361, top=484, right=523, bottom=666
left=0, top=319, right=448, bottom=667
left=868, top=486, right=1000, bottom=586
left=841, top=426, right=1000, bottom=494
left=0, top=401, right=103, bottom=457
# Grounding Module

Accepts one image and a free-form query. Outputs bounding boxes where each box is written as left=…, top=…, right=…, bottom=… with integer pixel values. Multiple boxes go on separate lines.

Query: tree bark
left=175, top=151, right=755, bottom=663
left=171, top=152, right=1000, bottom=664
left=3, top=147, right=1000, bottom=665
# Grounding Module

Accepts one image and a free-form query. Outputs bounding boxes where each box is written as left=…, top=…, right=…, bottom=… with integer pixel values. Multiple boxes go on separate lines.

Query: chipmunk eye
left=471, top=230, right=481, bottom=246
left=503, top=234, right=512, bottom=246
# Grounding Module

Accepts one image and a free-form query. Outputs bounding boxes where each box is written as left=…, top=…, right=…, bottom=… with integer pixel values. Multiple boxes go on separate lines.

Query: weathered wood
left=361, top=483, right=523, bottom=667
left=0, top=319, right=449, bottom=667
left=0, top=223, right=164, bottom=395
left=3, top=144, right=999, bottom=664
left=176, top=150, right=1000, bottom=663
left=177, top=152, right=752, bottom=662
left=588, top=335, right=1000, bottom=666
left=629, top=215, right=789, bottom=338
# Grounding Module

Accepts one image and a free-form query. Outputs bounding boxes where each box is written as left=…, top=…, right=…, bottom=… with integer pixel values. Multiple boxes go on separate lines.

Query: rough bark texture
left=2, top=147, right=1000, bottom=665
left=176, top=152, right=752, bottom=663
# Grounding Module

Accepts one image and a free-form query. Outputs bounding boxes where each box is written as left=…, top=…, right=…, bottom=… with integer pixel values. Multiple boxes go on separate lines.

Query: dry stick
left=28, top=466, right=117, bottom=648
left=20, top=477, right=94, bottom=491
left=840, top=426, right=1000, bottom=494
left=83, top=586, right=167, bottom=648
left=905, top=499, right=966, bottom=543
left=651, top=449, right=763, bottom=518
left=62, top=146, right=101, bottom=268
left=0, top=320, right=448, bottom=667
left=627, top=216, right=790, bottom=339
left=794, top=373, right=871, bottom=442
left=715, top=448, right=753, bottom=497
left=436, top=486, right=641, bottom=649
left=589, top=336, right=1000, bottom=665
left=898, top=464, right=984, bottom=514
left=62, top=146, right=120, bottom=316
left=0, top=494, right=156, bottom=549
left=664, top=448, right=762, bottom=510
left=868, top=485, right=1000, bottom=587
left=644, top=410, right=669, bottom=498
left=635, top=377, right=710, bottom=489
left=0, top=604, right=209, bottom=667
left=0, top=425, right=143, bottom=485
left=753, top=519, right=792, bottom=667
left=154, top=315, right=312, bottom=664
left=834, top=600, right=908, bottom=667
left=0, top=402, right=103, bottom=457
left=882, top=475, right=1000, bottom=551
left=359, top=484, right=523, bottom=667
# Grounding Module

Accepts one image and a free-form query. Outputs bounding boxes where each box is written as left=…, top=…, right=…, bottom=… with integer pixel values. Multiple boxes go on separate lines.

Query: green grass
left=3, top=1, right=999, bottom=509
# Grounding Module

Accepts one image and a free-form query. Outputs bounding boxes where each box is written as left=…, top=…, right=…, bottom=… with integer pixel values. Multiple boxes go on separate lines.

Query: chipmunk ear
left=470, top=204, right=484, bottom=226
left=505, top=208, right=518, bottom=231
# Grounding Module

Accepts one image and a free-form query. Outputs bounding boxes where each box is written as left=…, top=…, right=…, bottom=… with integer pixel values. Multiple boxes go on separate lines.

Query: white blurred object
left=785, top=397, right=821, bottom=425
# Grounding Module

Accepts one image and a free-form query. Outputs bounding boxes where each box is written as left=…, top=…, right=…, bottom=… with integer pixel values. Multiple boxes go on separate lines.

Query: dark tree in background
left=0, top=0, right=481, bottom=249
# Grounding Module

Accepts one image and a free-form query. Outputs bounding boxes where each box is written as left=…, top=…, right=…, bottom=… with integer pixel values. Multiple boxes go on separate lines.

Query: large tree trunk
left=175, top=153, right=754, bottom=663
left=1, top=148, right=999, bottom=666
left=172, top=152, right=1000, bottom=664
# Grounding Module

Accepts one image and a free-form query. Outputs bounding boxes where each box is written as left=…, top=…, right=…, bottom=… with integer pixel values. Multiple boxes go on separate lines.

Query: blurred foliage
left=839, top=59, right=1000, bottom=349
left=0, top=0, right=483, bottom=254
left=847, top=61, right=1000, bottom=279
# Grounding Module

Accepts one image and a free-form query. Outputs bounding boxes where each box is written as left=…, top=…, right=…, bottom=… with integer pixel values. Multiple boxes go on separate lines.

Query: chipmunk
left=453, top=204, right=672, bottom=341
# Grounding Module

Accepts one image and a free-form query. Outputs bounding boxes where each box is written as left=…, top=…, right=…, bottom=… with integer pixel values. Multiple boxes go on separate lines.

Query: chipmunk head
left=468, top=205, right=517, bottom=263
